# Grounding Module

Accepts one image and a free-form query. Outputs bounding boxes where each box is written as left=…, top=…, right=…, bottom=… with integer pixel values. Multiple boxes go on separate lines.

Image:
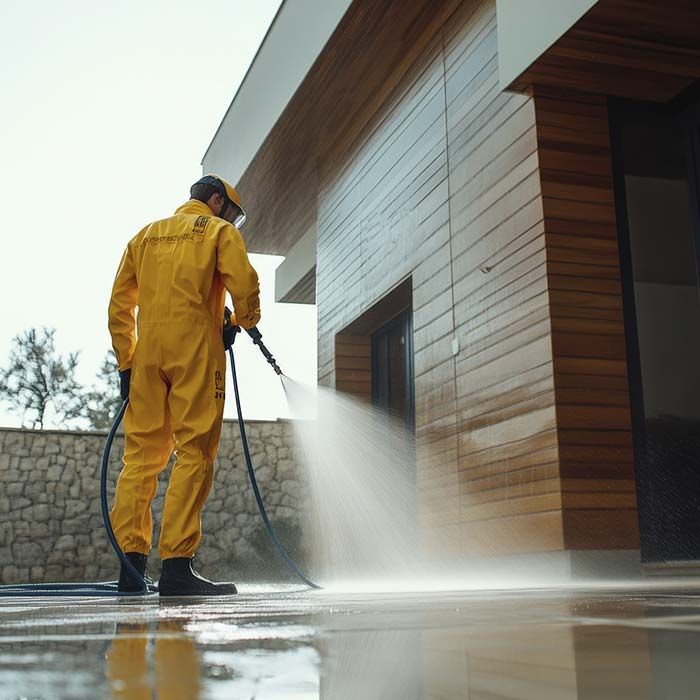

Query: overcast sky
left=0, top=0, right=317, bottom=427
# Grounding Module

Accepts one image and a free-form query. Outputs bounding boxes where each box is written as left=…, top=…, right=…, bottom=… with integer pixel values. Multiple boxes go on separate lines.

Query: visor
left=224, top=199, right=247, bottom=230
left=192, top=175, right=247, bottom=229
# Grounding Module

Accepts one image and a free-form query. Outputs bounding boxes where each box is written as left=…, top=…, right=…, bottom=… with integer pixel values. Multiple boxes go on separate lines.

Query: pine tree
left=0, top=327, right=84, bottom=429
left=82, top=351, right=122, bottom=430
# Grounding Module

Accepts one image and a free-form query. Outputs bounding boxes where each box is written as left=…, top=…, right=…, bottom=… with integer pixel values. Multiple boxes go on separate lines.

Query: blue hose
left=0, top=343, right=318, bottom=597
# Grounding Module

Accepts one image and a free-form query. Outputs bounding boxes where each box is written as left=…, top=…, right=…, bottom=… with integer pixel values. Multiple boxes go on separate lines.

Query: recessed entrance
left=334, top=279, right=415, bottom=433
left=612, top=89, right=700, bottom=565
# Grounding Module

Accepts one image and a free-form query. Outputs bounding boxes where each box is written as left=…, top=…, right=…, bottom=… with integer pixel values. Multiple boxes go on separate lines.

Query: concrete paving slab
left=1, top=583, right=700, bottom=699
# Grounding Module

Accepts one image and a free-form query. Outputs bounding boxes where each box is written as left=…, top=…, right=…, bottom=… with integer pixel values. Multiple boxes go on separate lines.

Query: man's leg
left=110, top=349, right=172, bottom=558
left=156, top=326, right=235, bottom=595
left=158, top=330, right=223, bottom=560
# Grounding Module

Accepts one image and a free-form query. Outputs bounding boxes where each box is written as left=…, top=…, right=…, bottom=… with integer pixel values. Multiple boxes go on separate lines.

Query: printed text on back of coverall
left=107, top=199, right=260, bottom=560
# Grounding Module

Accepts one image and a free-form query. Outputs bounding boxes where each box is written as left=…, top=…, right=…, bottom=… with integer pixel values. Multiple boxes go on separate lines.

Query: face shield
left=192, top=175, right=247, bottom=229
left=224, top=200, right=247, bottom=229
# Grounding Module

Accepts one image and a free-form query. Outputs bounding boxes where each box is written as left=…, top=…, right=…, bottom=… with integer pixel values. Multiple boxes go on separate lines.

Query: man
left=108, top=175, right=260, bottom=596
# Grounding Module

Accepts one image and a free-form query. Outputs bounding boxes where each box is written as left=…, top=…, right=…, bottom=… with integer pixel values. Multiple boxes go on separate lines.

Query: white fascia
left=497, top=0, right=600, bottom=91
left=275, top=224, right=316, bottom=303
left=202, top=0, right=354, bottom=185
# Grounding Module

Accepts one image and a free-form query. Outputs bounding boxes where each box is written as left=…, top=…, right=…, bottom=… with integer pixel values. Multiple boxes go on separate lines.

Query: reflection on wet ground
left=1, top=583, right=700, bottom=699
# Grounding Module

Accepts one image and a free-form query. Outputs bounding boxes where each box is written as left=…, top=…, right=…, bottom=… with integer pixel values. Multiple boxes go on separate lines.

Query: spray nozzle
left=247, top=327, right=283, bottom=375
left=223, top=309, right=282, bottom=375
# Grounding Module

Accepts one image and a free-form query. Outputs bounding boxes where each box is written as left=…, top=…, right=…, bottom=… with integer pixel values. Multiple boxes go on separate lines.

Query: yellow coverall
left=108, top=199, right=260, bottom=560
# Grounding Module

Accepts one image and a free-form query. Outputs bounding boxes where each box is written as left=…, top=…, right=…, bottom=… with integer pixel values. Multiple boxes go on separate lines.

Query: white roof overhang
left=497, top=0, right=599, bottom=90
left=202, top=0, right=353, bottom=184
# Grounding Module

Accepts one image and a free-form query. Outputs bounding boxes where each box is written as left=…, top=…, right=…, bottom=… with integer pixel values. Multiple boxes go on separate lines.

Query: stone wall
left=0, top=420, right=305, bottom=585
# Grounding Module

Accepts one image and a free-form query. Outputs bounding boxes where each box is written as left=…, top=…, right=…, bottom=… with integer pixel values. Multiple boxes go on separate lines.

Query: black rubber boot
left=158, top=557, right=238, bottom=597
left=117, top=552, right=149, bottom=593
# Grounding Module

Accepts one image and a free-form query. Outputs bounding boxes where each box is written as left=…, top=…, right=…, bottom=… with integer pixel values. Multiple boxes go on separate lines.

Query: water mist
left=282, top=377, right=419, bottom=586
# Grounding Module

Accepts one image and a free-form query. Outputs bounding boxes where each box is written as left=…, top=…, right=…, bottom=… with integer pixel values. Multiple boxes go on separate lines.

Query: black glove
left=119, top=369, right=131, bottom=401
left=223, top=322, right=240, bottom=350
left=223, top=306, right=240, bottom=350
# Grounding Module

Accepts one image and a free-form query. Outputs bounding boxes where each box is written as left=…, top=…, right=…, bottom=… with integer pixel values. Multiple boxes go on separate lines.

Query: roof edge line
left=201, top=0, right=288, bottom=166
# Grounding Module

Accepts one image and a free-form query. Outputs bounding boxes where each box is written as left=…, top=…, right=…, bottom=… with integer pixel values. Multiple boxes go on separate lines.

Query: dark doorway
left=612, top=91, right=700, bottom=565
left=371, top=309, right=415, bottom=432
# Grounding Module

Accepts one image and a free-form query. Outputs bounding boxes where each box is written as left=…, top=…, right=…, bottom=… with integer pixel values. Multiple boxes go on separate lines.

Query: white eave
left=497, top=0, right=600, bottom=90
left=202, top=0, right=354, bottom=185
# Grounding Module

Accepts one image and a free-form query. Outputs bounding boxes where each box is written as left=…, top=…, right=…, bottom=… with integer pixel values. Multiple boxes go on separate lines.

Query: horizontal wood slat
left=534, top=86, right=638, bottom=550
left=335, top=334, right=371, bottom=400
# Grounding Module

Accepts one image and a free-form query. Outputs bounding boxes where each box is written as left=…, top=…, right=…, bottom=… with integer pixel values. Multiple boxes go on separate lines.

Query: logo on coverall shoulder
left=193, top=216, right=210, bottom=235
left=214, top=370, right=225, bottom=400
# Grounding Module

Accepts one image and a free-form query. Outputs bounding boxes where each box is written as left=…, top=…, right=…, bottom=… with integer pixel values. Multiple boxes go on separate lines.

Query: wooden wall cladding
left=251, top=0, right=665, bottom=557
left=509, top=0, right=700, bottom=103
left=237, top=0, right=462, bottom=255
left=315, top=0, right=568, bottom=557
left=334, top=334, right=371, bottom=399
left=316, top=12, right=461, bottom=556
left=533, top=86, right=639, bottom=550
left=442, top=1, right=562, bottom=556
left=316, top=32, right=451, bottom=387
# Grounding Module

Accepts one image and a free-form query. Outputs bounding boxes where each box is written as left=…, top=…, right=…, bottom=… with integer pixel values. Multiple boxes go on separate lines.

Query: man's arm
left=108, top=243, right=138, bottom=370
left=216, top=224, right=261, bottom=329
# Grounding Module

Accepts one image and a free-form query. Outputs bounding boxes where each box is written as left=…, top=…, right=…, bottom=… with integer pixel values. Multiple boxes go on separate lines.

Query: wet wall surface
left=1, top=584, right=700, bottom=699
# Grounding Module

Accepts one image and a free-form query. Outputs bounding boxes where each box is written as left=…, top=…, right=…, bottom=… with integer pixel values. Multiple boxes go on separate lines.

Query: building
left=204, top=0, right=700, bottom=575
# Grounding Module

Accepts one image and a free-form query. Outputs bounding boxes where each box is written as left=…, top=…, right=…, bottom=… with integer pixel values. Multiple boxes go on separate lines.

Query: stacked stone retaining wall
left=0, top=420, right=304, bottom=585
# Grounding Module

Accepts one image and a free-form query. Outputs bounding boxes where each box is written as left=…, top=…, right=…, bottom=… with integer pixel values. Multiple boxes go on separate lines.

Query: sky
left=0, top=0, right=317, bottom=427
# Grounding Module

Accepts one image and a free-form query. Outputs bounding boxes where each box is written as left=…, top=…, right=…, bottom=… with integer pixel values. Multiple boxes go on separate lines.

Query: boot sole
left=158, top=592, right=238, bottom=598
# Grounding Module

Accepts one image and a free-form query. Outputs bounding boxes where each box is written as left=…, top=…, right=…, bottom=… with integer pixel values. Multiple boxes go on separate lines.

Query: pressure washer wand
left=245, top=327, right=283, bottom=376
left=223, top=307, right=283, bottom=375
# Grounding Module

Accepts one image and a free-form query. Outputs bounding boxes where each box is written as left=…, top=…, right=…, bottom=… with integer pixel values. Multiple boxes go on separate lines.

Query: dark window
left=371, top=309, right=415, bottom=433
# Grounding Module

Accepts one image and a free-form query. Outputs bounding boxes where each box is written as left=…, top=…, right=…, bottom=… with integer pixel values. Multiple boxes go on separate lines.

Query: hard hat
left=191, top=174, right=247, bottom=229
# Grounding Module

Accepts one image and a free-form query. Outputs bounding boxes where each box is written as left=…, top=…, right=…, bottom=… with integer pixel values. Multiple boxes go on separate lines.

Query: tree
left=82, top=351, right=122, bottom=430
left=0, top=327, right=84, bottom=429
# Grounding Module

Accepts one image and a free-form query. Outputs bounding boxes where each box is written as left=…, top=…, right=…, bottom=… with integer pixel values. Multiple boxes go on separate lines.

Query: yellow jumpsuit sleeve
left=108, top=243, right=138, bottom=370
left=216, top=224, right=261, bottom=329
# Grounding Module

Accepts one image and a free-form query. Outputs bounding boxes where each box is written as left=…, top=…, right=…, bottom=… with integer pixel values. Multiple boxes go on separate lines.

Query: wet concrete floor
left=1, top=583, right=700, bottom=699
